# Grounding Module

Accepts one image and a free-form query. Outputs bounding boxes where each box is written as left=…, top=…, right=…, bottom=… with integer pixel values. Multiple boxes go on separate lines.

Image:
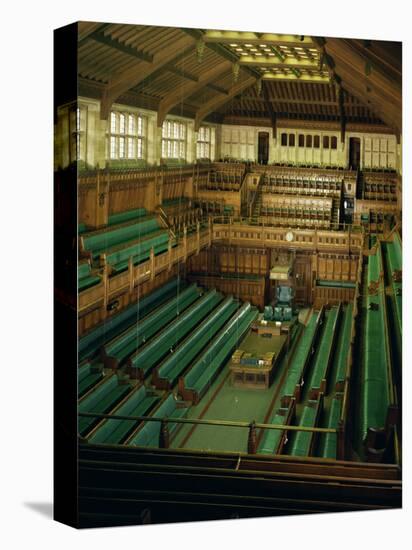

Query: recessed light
left=245, top=43, right=253, bottom=47
left=259, top=44, right=267, bottom=47
left=230, top=43, right=238, bottom=47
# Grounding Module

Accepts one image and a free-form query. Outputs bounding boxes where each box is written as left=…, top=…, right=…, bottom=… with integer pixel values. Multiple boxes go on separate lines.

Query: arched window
left=314, top=135, right=320, bottom=148
left=288, top=133, right=295, bottom=146
left=281, top=133, right=288, bottom=146
left=331, top=136, right=338, bottom=149
left=306, top=135, right=312, bottom=147
left=298, top=134, right=305, bottom=147
left=323, top=135, right=330, bottom=149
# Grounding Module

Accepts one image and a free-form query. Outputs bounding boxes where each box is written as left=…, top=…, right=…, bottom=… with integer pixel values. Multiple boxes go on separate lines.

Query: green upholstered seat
left=78, top=261, right=101, bottom=291
left=319, top=397, right=342, bottom=459
left=108, top=208, right=147, bottom=226
left=88, top=385, right=159, bottom=444
left=78, top=376, right=132, bottom=437
left=282, top=313, right=318, bottom=398
left=183, top=303, right=257, bottom=395
left=259, top=409, right=289, bottom=454
left=334, top=304, right=353, bottom=385
left=127, top=394, right=189, bottom=447
left=78, top=278, right=181, bottom=362
left=361, top=248, right=390, bottom=439
left=129, top=290, right=223, bottom=377
left=105, top=231, right=170, bottom=273
left=103, top=284, right=201, bottom=366
left=82, top=217, right=161, bottom=258
left=289, top=401, right=318, bottom=457
left=309, top=307, right=339, bottom=391
left=157, top=297, right=239, bottom=385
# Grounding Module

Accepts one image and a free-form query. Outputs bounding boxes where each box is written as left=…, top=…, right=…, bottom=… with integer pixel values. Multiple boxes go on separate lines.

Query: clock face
left=285, top=231, right=294, bottom=242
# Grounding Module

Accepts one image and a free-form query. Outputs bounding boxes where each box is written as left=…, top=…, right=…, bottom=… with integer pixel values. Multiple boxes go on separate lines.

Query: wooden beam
left=88, top=31, right=154, bottom=63
left=203, top=30, right=315, bottom=48
left=338, top=86, right=346, bottom=143
left=157, top=61, right=231, bottom=127
left=194, top=75, right=256, bottom=131
left=100, top=36, right=196, bottom=120
left=238, top=56, right=319, bottom=69
left=262, top=73, right=330, bottom=83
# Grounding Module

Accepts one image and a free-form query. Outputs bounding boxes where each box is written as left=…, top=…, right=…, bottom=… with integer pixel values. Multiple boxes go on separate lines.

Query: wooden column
left=336, top=419, right=345, bottom=460
left=196, top=221, right=200, bottom=255
left=247, top=421, right=257, bottom=454
left=150, top=247, right=155, bottom=281
left=159, top=420, right=170, bottom=449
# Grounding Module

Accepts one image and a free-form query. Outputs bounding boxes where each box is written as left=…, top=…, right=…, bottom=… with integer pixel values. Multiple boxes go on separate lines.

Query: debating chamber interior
left=54, top=22, right=402, bottom=527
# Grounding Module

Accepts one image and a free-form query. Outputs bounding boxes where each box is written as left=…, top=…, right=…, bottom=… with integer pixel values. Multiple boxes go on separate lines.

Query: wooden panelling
left=313, top=286, right=355, bottom=309
left=315, top=253, right=359, bottom=282
left=187, top=273, right=265, bottom=310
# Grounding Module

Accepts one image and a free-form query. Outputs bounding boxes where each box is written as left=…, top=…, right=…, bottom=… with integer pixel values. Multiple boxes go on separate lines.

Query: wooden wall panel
left=187, top=274, right=265, bottom=310
left=313, top=286, right=355, bottom=309
left=316, top=253, right=359, bottom=282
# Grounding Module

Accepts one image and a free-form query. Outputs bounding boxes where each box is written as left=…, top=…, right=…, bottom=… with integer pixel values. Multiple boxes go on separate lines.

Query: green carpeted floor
left=172, top=330, right=288, bottom=452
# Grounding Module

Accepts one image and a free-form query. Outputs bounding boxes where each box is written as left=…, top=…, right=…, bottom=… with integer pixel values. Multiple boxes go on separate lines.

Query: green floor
left=173, top=330, right=288, bottom=452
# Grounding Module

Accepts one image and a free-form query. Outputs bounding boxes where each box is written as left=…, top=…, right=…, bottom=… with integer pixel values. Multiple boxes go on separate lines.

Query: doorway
left=349, top=137, right=361, bottom=170
left=258, top=132, right=269, bottom=164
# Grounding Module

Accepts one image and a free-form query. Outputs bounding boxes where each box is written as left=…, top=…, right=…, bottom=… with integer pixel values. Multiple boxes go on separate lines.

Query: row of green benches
left=154, top=296, right=239, bottom=389
left=102, top=284, right=202, bottom=369
left=128, top=289, right=224, bottom=379
left=78, top=278, right=182, bottom=362
left=78, top=261, right=101, bottom=291
left=178, top=302, right=257, bottom=403
left=259, top=392, right=342, bottom=459
left=361, top=247, right=390, bottom=440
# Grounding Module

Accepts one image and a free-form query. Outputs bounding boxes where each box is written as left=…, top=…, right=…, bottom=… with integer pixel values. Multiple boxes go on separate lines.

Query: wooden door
left=258, top=132, right=269, bottom=164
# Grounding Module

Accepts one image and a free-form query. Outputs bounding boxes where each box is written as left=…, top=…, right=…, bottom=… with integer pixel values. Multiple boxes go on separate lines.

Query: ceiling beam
left=261, top=73, right=330, bottom=83
left=100, top=35, right=196, bottom=120
left=157, top=61, right=231, bottom=127
left=238, top=56, right=319, bottom=69
left=238, top=96, right=359, bottom=106
left=194, top=75, right=257, bottom=131
left=86, top=30, right=154, bottom=63
left=202, top=30, right=315, bottom=48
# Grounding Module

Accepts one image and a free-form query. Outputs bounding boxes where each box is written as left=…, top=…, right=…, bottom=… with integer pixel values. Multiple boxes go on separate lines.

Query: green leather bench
left=128, top=289, right=223, bottom=378
left=320, top=396, right=342, bottom=459
left=127, top=393, right=189, bottom=447
left=105, top=231, right=171, bottom=273
left=102, top=284, right=201, bottom=368
left=78, top=361, right=104, bottom=398
left=334, top=304, right=353, bottom=386
left=108, top=207, right=147, bottom=226
left=361, top=248, right=389, bottom=439
left=282, top=312, right=319, bottom=398
left=156, top=296, right=239, bottom=386
left=78, top=376, right=132, bottom=437
left=309, top=307, right=339, bottom=392
left=259, top=409, right=289, bottom=455
left=182, top=303, right=257, bottom=398
left=88, top=385, right=160, bottom=444
left=289, top=401, right=318, bottom=457
left=82, top=217, right=161, bottom=258
left=78, top=261, right=101, bottom=291
left=78, top=278, right=181, bottom=362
